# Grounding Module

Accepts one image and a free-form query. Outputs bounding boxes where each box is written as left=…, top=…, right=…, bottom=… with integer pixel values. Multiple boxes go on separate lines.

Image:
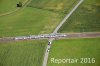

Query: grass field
left=47, top=38, right=100, bottom=66
left=0, top=40, right=47, bottom=66
left=28, top=0, right=79, bottom=14
left=59, top=0, right=100, bottom=33
left=0, top=7, right=64, bottom=37
left=0, top=0, right=80, bottom=37
left=0, top=0, right=25, bottom=14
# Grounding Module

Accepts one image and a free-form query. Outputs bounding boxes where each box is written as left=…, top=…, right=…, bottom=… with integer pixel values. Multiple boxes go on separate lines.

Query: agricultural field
left=0, top=0, right=100, bottom=66
left=47, top=38, right=100, bottom=66
left=59, top=0, right=100, bottom=33
left=28, top=0, right=79, bottom=14
left=0, top=0, right=79, bottom=37
left=0, top=0, right=25, bottom=14
left=0, top=40, right=47, bottom=66
left=0, top=7, right=63, bottom=37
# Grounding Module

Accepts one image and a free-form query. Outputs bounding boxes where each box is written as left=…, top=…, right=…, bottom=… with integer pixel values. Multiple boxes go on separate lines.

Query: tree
left=17, top=2, right=22, bottom=7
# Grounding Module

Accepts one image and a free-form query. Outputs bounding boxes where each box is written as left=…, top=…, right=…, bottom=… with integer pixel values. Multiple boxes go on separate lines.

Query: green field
left=47, top=38, right=100, bottom=66
left=0, top=0, right=25, bottom=14
left=59, top=0, right=100, bottom=33
left=0, top=0, right=79, bottom=37
left=0, top=40, right=47, bottom=66
left=28, top=0, right=79, bottom=14
left=0, top=7, right=64, bottom=37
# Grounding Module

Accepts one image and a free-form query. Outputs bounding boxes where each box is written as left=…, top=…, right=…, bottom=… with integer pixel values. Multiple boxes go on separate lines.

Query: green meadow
left=0, top=7, right=63, bottom=37
left=59, top=0, right=100, bottom=33
left=0, top=40, right=47, bottom=66
left=0, top=0, right=25, bottom=14
left=0, top=0, right=79, bottom=37
left=47, top=38, right=100, bottom=66
left=28, top=0, right=79, bottom=14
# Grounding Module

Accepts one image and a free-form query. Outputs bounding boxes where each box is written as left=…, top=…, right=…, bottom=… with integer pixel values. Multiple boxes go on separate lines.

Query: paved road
left=0, top=0, right=99, bottom=66
left=0, top=0, right=31, bottom=17
left=58, top=32, right=100, bottom=39
left=0, top=33, right=67, bottom=42
left=0, top=32, right=100, bottom=42
left=42, top=0, right=84, bottom=66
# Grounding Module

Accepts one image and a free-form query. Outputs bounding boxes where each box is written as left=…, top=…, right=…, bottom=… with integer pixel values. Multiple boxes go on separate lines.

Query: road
left=0, top=0, right=99, bottom=66
left=0, top=33, right=67, bottom=42
left=42, top=0, right=84, bottom=66
left=58, top=32, right=100, bottom=39
left=0, top=32, right=100, bottom=42
left=0, top=0, right=31, bottom=17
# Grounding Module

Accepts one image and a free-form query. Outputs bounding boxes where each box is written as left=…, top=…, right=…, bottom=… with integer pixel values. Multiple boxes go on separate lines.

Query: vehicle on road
left=48, top=41, right=51, bottom=45
left=47, top=48, right=50, bottom=52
